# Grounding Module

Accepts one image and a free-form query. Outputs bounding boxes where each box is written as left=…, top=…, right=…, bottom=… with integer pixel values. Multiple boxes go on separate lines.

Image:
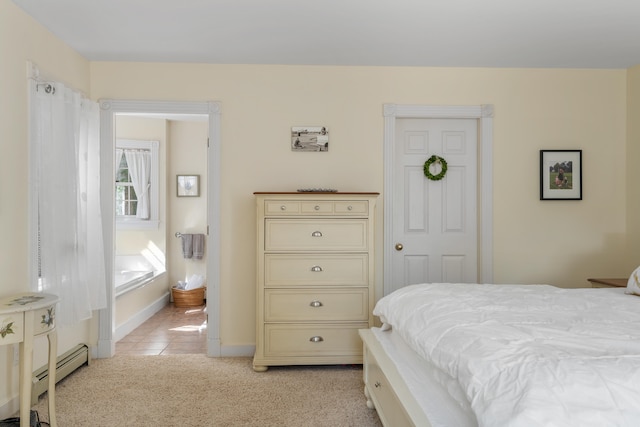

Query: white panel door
left=391, top=118, right=478, bottom=292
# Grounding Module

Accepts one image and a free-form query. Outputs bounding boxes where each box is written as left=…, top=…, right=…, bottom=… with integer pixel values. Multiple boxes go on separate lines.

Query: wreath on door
left=423, top=155, right=448, bottom=181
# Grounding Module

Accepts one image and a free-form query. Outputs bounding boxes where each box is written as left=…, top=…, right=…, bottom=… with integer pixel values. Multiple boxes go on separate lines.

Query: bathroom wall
left=114, top=116, right=169, bottom=330
left=167, top=120, right=209, bottom=290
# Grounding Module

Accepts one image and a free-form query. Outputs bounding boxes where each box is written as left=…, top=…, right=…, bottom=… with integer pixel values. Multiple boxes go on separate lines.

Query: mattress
left=371, top=327, right=478, bottom=427
left=374, top=284, right=640, bottom=427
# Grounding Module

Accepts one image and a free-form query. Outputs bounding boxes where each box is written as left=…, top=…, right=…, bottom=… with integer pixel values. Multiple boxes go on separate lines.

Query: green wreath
left=423, top=155, right=448, bottom=181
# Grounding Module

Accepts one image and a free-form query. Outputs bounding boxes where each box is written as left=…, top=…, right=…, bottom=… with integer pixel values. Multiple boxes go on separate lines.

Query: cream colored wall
left=114, top=116, right=169, bottom=328
left=1, top=0, right=637, bottom=390
left=114, top=116, right=168, bottom=257
left=627, top=65, right=640, bottom=272
left=168, top=121, right=208, bottom=288
left=0, top=1, right=93, bottom=417
left=90, top=63, right=628, bottom=348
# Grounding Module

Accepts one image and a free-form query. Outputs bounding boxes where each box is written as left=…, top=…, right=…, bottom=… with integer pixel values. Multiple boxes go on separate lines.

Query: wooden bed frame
left=359, top=329, right=433, bottom=427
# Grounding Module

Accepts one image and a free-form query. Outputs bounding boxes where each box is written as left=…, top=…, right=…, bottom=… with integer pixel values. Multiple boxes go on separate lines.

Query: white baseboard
left=220, top=345, right=255, bottom=357
left=0, top=395, right=19, bottom=420
left=114, top=292, right=170, bottom=342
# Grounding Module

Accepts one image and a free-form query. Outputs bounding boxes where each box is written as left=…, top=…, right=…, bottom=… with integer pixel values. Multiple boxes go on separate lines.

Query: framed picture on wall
left=291, top=126, right=329, bottom=152
left=177, top=175, right=200, bottom=197
left=540, top=150, right=582, bottom=200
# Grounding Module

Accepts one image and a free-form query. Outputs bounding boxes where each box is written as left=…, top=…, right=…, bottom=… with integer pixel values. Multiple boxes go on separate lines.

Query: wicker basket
left=171, top=286, right=206, bottom=307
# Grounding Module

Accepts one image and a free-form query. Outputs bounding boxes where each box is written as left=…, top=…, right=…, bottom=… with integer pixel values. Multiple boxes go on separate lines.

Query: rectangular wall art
left=291, top=126, right=329, bottom=152
left=540, top=150, right=582, bottom=200
left=177, top=175, right=200, bottom=197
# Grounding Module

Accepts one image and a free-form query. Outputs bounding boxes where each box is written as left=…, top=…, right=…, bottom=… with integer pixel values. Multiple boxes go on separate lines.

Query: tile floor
left=115, top=303, right=207, bottom=355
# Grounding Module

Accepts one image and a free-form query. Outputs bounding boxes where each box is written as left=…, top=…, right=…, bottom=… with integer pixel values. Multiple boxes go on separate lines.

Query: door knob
left=395, top=243, right=403, bottom=251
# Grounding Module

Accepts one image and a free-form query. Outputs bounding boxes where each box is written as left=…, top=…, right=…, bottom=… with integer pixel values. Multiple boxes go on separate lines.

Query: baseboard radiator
left=31, top=343, right=90, bottom=405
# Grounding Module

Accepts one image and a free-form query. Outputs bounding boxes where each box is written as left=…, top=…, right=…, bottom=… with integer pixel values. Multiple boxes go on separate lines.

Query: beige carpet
left=33, top=355, right=382, bottom=427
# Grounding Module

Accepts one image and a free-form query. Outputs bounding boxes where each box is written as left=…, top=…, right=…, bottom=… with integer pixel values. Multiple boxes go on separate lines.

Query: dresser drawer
left=265, top=289, right=369, bottom=322
left=264, top=324, right=367, bottom=357
left=264, top=219, right=368, bottom=251
left=265, top=254, right=368, bottom=287
left=365, top=346, right=414, bottom=427
left=0, top=314, right=24, bottom=345
left=264, top=200, right=369, bottom=216
left=33, top=305, right=56, bottom=336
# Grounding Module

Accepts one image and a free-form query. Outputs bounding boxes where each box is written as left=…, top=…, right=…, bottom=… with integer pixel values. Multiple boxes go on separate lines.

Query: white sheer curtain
left=31, top=80, right=106, bottom=326
left=115, top=148, right=124, bottom=176
left=124, top=150, right=151, bottom=219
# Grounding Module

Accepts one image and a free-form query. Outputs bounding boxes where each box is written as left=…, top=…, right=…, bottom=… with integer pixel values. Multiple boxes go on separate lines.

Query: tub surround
left=114, top=255, right=165, bottom=297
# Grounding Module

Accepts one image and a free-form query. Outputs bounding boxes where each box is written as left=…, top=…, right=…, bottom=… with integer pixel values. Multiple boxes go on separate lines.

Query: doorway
left=97, top=100, right=222, bottom=358
left=382, top=104, right=494, bottom=296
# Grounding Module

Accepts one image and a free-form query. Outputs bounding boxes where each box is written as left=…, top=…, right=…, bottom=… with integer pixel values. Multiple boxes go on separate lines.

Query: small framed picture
left=540, top=150, right=582, bottom=200
left=177, top=175, right=200, bottom=197
left=291, top=126, right=329, bottom=152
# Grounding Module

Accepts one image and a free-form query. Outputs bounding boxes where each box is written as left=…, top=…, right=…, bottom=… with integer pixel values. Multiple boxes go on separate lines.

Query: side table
left=0, top=293, right=59, bottom=427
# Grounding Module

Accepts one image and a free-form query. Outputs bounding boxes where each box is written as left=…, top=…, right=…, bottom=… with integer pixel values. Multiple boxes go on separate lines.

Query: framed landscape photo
left=291, top=126, right=329, bottom=152
left=540, top=150, right=582, bottom=200
left=177, top=175, right=200, bottom=197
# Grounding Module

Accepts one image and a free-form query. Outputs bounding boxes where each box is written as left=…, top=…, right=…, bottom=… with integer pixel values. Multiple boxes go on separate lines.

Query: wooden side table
left=0, top=293, right=59, bottom=427
left=587, top=278, right=628, bottom=288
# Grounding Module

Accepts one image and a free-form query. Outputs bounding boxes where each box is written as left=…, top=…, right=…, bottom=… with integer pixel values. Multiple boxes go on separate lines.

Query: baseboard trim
left=220, top=345, right=255, bottom=357
left=31, top=344, right=89, bottom=405
left=114, top=292, right=170, bottom=342
left=0, top=395, right=19, bottom=421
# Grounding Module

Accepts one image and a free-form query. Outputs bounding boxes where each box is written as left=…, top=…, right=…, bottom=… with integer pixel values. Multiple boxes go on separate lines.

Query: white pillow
left=627, top=266, right=640, bottom=295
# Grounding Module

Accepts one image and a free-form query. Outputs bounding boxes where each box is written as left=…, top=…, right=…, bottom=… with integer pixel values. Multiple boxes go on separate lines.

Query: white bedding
left=374, top=283, right=640, bottom=427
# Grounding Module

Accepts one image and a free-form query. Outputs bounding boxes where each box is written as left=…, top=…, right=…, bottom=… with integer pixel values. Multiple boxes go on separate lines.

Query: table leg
left=19, top=314, right=34, bottom=427
left=47, top=330, right=57, bottom=427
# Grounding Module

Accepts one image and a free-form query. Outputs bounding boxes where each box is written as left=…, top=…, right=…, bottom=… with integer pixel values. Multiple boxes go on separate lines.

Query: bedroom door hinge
left=207, top=138, right=210, bottom=148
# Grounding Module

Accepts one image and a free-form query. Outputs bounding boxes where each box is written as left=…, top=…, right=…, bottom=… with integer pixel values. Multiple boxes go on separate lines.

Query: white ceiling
left=11, top=0, right=640, bottom=68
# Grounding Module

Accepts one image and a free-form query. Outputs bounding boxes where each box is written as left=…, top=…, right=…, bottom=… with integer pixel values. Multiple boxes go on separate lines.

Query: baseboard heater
left=31, top=343, right=90, bottom=405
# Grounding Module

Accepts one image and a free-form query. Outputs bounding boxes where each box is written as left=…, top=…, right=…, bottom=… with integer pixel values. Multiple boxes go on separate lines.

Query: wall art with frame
left=291, top=126, right=329, bottom=152
left=540, top=150, right=582, bottom=200
left=177, top=175, right=200, bottom=197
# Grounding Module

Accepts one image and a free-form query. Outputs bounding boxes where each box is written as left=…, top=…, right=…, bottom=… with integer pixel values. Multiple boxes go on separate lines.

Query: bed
left=359, top=282, right=640, bottom=427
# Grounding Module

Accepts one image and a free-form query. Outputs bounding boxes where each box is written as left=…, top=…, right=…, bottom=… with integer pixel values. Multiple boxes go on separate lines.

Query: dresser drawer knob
left=374, top=381, right=381, bottom=388
left=310, top=265, right=323, bottom=272
left=311, top=231, right=323, bottom=237
left=309, top=300, right=323, bottom=307
left=309, top=336, right=324, bottom=343
left=348, top=205, right=353, bottom=210
left=280, top=205, right=286, bottom=210
left=314, top=205, right=320, bottom=210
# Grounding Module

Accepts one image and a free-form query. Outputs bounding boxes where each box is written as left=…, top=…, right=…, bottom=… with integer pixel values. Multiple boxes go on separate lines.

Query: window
left=116, top=139, right=160, bottom=229
left=115, top=154, right=138, bottom=216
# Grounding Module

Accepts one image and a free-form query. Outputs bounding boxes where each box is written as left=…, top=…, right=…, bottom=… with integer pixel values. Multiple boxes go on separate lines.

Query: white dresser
left=253, top=192, right=378, bottom=372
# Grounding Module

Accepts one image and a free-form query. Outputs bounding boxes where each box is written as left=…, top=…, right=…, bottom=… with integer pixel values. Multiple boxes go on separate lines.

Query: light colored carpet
left=33, top=355, right=382, bottom=427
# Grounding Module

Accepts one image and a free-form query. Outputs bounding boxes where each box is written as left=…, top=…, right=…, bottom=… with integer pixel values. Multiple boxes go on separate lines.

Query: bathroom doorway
left=97, top=100, right=222, bottom=358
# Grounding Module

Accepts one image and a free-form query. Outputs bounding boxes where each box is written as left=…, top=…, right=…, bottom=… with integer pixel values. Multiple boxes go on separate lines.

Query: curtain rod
left=37, top=83, right=56, bottom=94
left=27, top=61, right=89, bottom=98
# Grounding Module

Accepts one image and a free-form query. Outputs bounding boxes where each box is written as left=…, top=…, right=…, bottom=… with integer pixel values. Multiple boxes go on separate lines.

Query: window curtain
left=31, top=80, right=106, bottom=326
left=123, top=150, right=151, bottom=219
left=115, top=148, right=123, bottom=176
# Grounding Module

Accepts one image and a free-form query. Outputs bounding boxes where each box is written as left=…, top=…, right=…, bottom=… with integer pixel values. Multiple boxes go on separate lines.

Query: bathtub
left=115, top=255, right=161, bottom=297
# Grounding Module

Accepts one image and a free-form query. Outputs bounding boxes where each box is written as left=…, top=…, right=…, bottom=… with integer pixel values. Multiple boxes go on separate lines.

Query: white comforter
left=374, top=283, right=640, bottom=427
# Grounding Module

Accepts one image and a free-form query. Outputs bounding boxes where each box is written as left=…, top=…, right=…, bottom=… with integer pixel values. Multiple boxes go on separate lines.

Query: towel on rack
left=181, top=233, right=193, bottom=259
left=193, top=234, right=205, bottom=260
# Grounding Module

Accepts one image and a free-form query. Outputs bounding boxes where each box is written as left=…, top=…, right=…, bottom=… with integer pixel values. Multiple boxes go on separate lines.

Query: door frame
left=383, top=104, right=494, bottom=296
left=96, top=99, right=222, bottom=358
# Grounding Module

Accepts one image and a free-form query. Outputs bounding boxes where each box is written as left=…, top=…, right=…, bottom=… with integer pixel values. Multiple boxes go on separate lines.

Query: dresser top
left=254, top=192, right=380, bottom=195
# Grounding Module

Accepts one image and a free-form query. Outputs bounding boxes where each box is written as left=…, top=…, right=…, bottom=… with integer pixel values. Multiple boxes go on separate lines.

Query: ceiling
left=11, top=0, right=640, bottom=69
